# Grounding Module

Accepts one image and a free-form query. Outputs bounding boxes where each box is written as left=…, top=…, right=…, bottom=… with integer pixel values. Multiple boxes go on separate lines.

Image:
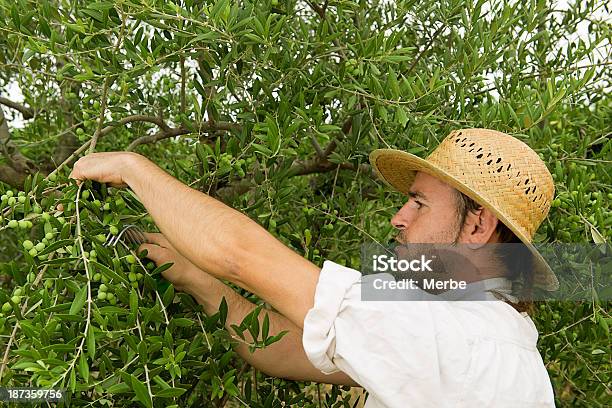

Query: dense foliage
left=0, top=0, right=610, bottom=406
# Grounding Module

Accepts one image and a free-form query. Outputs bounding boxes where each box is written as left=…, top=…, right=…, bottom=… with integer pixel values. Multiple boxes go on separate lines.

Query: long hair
left=453, top=190, right=535, bottom=315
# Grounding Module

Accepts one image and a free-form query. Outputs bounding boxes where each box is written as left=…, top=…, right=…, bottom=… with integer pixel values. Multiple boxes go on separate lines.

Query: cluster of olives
left=345, top=58, right=361, bottom=76
left=216, top=153, right=254, bottom=178
left=300, top=199, right=337, bottom=231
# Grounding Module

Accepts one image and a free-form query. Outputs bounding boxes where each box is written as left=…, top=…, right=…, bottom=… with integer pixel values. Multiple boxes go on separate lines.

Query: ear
left=463, top=207, right=499, bottom=248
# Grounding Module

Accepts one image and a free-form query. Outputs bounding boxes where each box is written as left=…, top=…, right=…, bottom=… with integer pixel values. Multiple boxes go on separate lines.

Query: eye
left=408, top=199, right=424, bottom=210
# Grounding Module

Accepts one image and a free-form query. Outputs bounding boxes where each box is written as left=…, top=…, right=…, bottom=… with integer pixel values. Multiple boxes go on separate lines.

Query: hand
left=69, top=152, right=144, bottom=188
left=138, top=232, right=210, bottom=293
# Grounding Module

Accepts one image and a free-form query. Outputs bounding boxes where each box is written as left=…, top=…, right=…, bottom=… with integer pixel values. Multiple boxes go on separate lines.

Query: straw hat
left=369, top=128, right=559, bottom=291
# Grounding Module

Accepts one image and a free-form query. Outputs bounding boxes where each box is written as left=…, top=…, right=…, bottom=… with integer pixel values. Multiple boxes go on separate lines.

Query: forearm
left=187, top=271, right=355, bottom=384
left=124, top=157, right=247, bottom=282
left=124, top=156, right=319, bottom=328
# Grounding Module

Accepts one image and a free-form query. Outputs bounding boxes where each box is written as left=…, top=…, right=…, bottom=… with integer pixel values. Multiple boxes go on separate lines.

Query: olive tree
left=0, top=0, right=610, bottom=406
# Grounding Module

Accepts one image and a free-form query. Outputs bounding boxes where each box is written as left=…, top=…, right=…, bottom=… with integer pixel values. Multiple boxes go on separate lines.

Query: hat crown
left=427, top=128, right=554, bottom=241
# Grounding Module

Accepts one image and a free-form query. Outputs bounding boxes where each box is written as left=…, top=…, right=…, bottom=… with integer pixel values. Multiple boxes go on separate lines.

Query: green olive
left=35, top=242, right=46, bottom=252
left=128, top=272, right=137, bottom=282
left=97, top=291, right=107, bottom=300
left=1, top=303, right=11, bottom=313
left=11, top=295, right=21, bottom=304
left=8, top=220, right=18, bottom=229
left=99, top=284, right=108, bottom=292
left=22, top=240, right=34, bottom=250
left=18, top=196, right=26, bottom=204
left=7, top=197, right=16, bottom=206
left=92, top=273, right=101, bottom=282
left=45, top=232, right=54, bottom=240
left=106, top=293, right=115, bottom=301
left=110, top=225, right=119, bottom=235
left=126, top=255, right=137, bottom=264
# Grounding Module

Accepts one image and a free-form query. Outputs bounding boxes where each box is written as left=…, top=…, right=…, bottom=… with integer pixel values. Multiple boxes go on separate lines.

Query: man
left=69, top=128, right=557, bottom=407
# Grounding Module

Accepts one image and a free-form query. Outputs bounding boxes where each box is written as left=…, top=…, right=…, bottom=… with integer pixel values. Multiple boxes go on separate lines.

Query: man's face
left=391, top=171, right=462, bottom=245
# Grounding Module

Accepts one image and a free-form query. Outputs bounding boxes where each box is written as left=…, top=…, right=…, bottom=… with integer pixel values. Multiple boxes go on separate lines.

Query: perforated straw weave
left=369, top=128, right=559, bottom=291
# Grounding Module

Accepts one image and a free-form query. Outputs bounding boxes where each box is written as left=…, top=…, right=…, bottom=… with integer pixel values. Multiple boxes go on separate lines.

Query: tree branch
left=0, top=105, right=36, bottom=187
left=126, top=121, right=240, bottom=151
left=403, top=24, right=445, bottom=76
left=0, top=97, right=34, bottom=120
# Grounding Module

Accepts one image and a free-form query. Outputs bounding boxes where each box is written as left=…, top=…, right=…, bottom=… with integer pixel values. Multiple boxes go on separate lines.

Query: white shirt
left=302, top=260, right=556, bottom=408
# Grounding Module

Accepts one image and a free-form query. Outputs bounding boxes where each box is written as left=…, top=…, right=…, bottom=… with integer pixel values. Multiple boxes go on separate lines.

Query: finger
left=143, top=232, right=172, bottom=248
left=138, top=243, right=172, bottom=264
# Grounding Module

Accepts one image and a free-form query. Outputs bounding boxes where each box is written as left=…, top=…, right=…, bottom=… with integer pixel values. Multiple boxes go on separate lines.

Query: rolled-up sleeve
left=301, top=259, right=362, bottom=374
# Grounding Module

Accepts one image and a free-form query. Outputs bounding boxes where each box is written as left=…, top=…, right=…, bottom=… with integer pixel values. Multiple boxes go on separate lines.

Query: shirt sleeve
left=301, top=259, right=362, bottom=374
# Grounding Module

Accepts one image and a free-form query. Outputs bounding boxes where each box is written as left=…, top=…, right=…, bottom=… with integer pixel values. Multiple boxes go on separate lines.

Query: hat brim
left=369, top=148, right=559, bottom=291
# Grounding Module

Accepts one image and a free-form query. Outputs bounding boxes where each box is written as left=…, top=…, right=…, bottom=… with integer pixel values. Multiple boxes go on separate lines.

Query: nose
left=391, top=201, right=413, bottom=231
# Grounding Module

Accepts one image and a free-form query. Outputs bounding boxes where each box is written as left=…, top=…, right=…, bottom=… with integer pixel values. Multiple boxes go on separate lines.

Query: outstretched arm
left=70, top=152, right=320, bottom=329
left=140, top=233, right=359, bottom=386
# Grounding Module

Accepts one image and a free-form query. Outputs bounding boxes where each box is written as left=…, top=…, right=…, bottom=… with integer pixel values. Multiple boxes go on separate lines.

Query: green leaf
left=162, top=284, right=174, bottom=306
left=87, top=327, right=96, bottom=360
left=78, top=353, right=89, bottom=381
left=69, top=285, right=87, bottom=315
left=395, top=106, right=408, bottom=127
left=129, top=288, right=138, bottom=315
left=130, top=375, right=152, bottom=408
left=107, top=383, right=131, bottom=394
left=262, top=312, right=269, bottom=340
left=156, top=387, right=187, bottom=398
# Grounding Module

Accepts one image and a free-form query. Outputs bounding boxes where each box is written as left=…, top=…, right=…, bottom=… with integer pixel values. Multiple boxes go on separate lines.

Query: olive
left=99, top=284, right=108, bottom=292
left=35, top=242, right=46, bottom=252
left=97, top=291, right=107, bottom=300
left=23, top=240, right=34, bottom=250
left=126, top=255, right=136, bottom=264
left=8, top=220, right=18, bottom=229
left=1, top=303, right=11, bottom=313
